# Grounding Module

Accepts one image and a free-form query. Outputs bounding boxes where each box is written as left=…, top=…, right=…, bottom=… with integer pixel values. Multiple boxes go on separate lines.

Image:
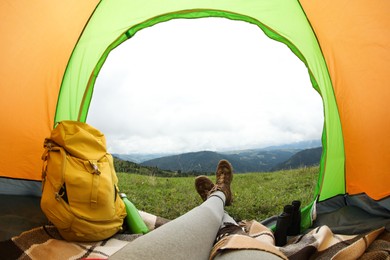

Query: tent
left=1, top=0, right=389, bottom=241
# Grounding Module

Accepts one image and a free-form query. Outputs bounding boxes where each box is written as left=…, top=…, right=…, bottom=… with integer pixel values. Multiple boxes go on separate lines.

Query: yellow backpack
left=41, top=121, right=126, bottom=242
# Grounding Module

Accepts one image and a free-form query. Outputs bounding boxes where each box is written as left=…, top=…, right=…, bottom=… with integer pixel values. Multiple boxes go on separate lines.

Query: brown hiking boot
left=195, top=175, right=214, bottom=201
left=214, top=223, right=247, bottom=244
left=209, top=159, right=233, bottom=206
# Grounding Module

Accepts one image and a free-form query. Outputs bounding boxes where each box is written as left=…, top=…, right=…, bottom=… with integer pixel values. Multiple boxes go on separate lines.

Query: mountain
left=271, top=147, right=322, bottom=171
left=112, top=153, right=173, bottom=164
left=115, top=140, right=322, bottom=174
left=113, top=139, right=321, bottom=163
left=113, top=156, right=177, bottom=177
left=260, top=139, right=322, bottom=151
left=141, top=151, right=226, bottom=173
left=141, top=149, right=300, bottom=173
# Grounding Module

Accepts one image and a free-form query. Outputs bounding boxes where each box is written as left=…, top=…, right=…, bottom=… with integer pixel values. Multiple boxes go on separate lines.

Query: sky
left=87, top=18, right=324, bottom=155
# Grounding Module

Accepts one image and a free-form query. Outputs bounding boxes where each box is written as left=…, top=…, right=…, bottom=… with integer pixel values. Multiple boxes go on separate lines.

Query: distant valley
left=141, top=149, right=297, bottom=173
left=114, top=140, right=322, bottom=174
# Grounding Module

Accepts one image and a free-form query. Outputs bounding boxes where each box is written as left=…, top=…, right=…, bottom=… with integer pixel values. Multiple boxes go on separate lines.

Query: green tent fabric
left=55, top=1, right=344, bottom=231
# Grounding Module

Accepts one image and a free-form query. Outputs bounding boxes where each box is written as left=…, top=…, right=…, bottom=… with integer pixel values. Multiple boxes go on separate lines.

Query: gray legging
left=110, top=191, right=282, bottom=260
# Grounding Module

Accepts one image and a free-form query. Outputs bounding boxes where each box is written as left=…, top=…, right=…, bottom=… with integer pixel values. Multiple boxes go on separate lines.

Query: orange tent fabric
left=0, top=1, right=98, bottom=181
left=300, top=0, right=390, bottom=200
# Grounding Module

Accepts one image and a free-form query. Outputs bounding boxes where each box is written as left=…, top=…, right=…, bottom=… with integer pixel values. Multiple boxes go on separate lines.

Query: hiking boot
left=195, top=175, right=214, bottom=201
left=214, top=223, right=247, bottom=244
left=209, top=159, right=233, bottom=206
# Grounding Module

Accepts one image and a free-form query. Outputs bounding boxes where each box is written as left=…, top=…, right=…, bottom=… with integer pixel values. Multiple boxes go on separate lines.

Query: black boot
left=287, top=200, right=301, bottom=236
left=274, top=205, right=293, bottom=246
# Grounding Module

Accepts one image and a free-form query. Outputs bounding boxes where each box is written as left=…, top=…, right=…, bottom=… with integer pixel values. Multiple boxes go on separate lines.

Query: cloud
left=87, top=18, right=323, bottom=154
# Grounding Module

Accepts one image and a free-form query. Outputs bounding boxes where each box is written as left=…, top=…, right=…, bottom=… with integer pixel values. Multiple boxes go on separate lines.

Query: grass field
left=117, top=166, right=319, bottom=222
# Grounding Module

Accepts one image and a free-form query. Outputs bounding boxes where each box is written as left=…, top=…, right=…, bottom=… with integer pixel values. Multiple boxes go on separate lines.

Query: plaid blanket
left=1, top=225, right=134, bottom=260
left=212, top=220, right=389, bottom=260
left=280, top=224, right=390, bottom=259
left=1, top=218, right=389, bottom=259
left=0, top=211, right=169, bottom=260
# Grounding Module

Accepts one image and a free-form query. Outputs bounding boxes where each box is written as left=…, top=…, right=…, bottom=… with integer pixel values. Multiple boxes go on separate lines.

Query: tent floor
left=0, top=195, right=48, bottom=241
left=312, top=205, right=390, bottom=234
left=312, top=194, right=390, bottom=235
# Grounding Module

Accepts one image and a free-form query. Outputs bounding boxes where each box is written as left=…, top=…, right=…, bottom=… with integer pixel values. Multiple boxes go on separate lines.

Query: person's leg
left=110, top=160, right=234, bottom=260
left=221, top=211, right=236, bottom=225
left=110, top=191, right=226, bottom=260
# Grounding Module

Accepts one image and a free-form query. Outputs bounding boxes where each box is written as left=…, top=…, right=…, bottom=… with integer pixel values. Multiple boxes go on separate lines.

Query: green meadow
left=117, top=166, right=319, bottom=222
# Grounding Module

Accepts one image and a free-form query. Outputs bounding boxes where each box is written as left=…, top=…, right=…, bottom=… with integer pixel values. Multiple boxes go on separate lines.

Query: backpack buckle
left=91, top=162, right=101, bottom=175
